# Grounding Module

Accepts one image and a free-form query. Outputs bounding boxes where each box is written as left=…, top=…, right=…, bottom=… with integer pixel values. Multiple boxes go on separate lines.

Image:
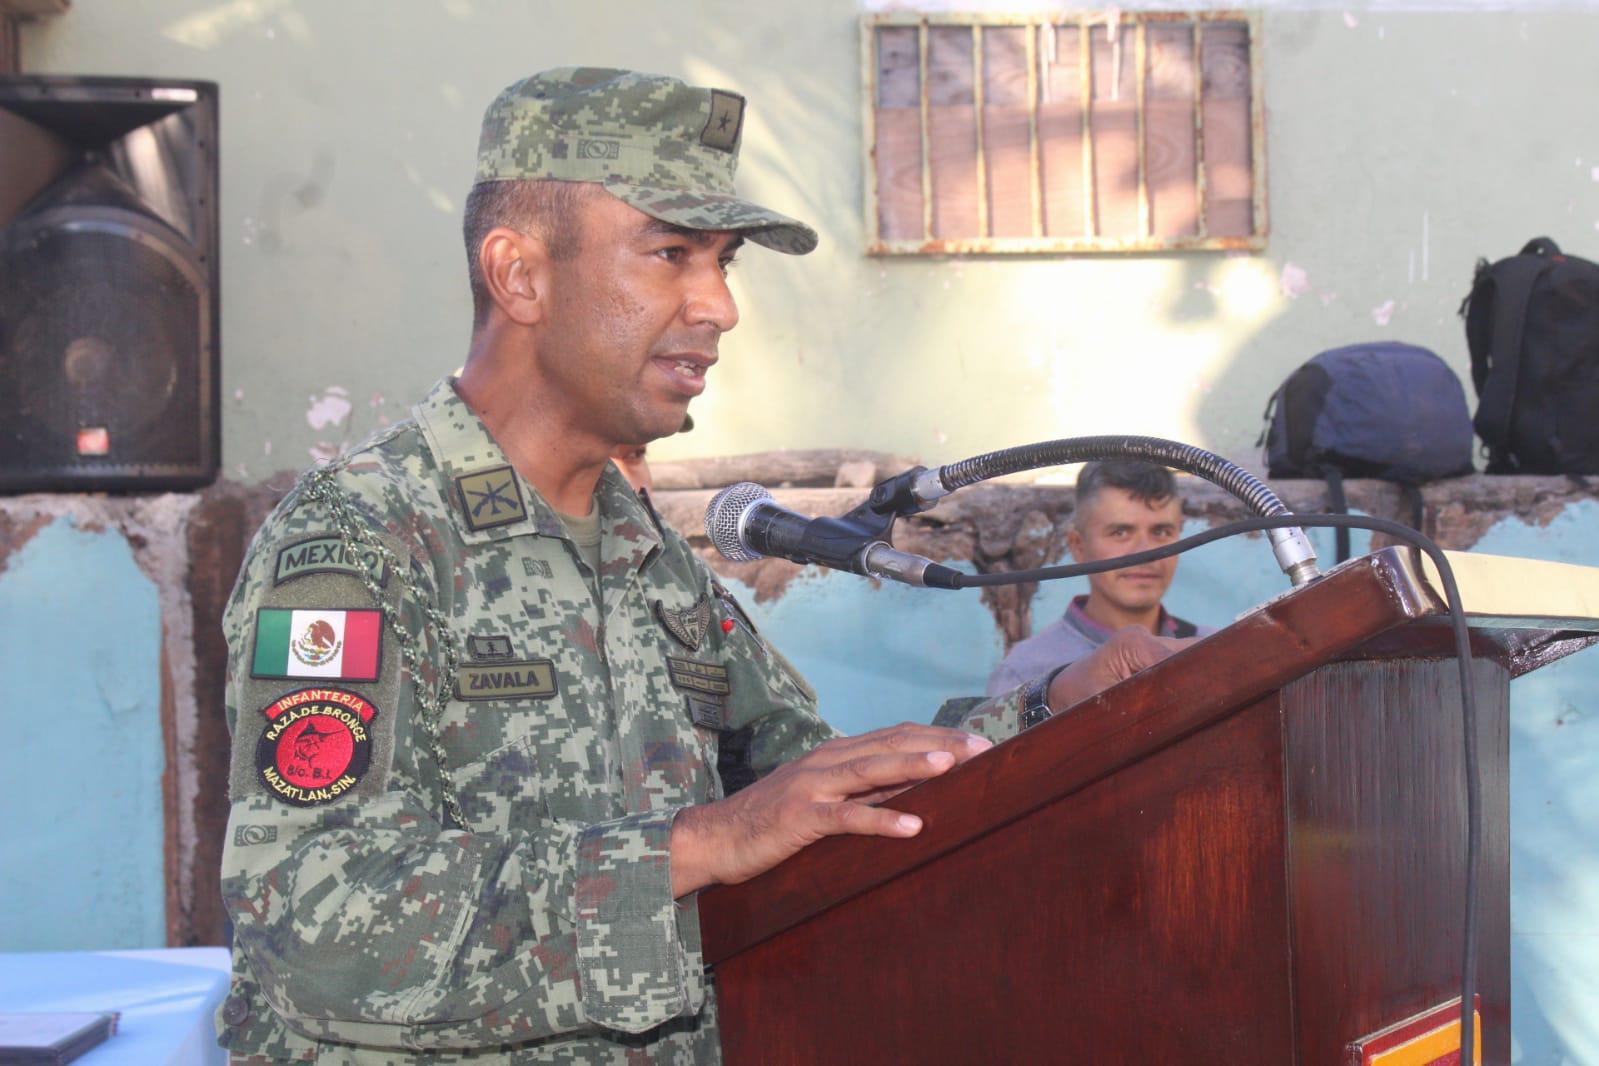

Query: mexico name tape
left=251, top=608, right=383, bottom=681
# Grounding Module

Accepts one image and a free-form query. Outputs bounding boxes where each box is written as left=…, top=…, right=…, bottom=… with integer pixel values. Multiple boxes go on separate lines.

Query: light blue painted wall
left=723, top=561, right=1002, bottom=736
left=1471, top=502, right=1599, bottom=1066
left=0, top=519, right=165, bottom=951
left=752, top=506, right=1597, bottom=1064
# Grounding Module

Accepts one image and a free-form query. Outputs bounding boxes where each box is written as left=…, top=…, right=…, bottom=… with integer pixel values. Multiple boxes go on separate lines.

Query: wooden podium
left=699, top=548, right=1599, bottom=1065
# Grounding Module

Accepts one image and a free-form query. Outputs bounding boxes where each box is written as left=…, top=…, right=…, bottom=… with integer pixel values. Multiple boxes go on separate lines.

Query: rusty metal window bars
left=863, top=11, right=1266, bottom=255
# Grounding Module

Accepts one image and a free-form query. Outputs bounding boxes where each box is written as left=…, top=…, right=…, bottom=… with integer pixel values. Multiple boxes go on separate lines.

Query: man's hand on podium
left=669, top=725, right=991, bottom=898
left=1046, top=626, right=1195, bottom=713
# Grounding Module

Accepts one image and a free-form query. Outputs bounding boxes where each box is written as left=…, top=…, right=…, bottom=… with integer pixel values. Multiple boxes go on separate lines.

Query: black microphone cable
left=943, top=512, right=1481, bottom=1066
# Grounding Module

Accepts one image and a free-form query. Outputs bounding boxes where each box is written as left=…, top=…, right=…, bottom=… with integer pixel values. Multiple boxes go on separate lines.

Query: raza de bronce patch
left=254, top=687, right=378, bottom=807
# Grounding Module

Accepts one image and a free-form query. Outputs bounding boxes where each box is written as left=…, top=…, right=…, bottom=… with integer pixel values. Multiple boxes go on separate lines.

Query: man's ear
left=1066, top=525, right=1085, bottom=563
left=478, top=226, right=551, bottom=327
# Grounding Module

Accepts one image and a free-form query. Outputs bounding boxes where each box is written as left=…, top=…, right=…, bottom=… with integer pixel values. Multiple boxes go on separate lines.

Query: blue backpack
left=1260, top=341, right=1474, bottom=561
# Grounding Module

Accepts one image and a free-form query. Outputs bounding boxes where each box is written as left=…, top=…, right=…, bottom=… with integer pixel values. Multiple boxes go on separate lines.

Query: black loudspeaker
left=0, top=75, right=219, bottom=492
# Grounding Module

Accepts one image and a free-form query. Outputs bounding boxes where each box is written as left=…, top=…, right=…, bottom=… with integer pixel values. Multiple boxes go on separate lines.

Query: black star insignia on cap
left=700, top=90, right=745, bottom=153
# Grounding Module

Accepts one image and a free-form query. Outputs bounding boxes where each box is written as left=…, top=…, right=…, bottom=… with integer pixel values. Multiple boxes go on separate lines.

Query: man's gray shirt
left=986, top=595, right=1216, bottom=696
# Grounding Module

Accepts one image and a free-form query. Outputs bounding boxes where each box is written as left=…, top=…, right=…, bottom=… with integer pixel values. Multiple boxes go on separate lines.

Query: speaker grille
left=0, top=76, right=218, bottom=493
left=6, top=215, right=201, bottom=443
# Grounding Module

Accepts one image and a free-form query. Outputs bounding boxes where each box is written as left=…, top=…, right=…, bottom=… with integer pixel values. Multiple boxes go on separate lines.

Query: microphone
left=704, top=482, right=960, bottom=589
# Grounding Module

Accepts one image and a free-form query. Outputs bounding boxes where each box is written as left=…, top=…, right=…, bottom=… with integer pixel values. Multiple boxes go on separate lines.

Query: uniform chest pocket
left=449, top=733, right=544, bottom=833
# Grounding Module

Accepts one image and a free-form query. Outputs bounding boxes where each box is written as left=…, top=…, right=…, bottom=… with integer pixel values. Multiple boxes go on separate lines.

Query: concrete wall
left=19, top=3, right=1599, bottom=473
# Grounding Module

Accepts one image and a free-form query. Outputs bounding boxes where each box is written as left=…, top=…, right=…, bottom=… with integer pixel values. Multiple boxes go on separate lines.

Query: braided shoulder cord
left=300, top=464, right=469, bottom=830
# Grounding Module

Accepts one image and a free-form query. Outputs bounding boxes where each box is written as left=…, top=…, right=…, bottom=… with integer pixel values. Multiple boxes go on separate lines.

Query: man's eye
left=719, top=255, right=739, bottom=276
left=655, top=246, right=686, bottom=262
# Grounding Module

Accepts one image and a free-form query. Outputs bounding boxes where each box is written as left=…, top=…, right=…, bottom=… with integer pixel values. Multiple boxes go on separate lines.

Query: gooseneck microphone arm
left=705, top=435, right=1319, bottom=590
left=866, top=435, right=1321, bottom=586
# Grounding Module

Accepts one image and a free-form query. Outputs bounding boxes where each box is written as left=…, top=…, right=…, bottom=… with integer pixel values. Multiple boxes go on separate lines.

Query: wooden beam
left=0, top=0, right=70, bottom=16
left=0, top=15, right=17, bottom=74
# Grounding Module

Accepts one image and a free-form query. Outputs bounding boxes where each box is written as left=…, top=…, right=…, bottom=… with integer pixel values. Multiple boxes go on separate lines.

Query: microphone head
left=705, top=482, right=772, bottom=562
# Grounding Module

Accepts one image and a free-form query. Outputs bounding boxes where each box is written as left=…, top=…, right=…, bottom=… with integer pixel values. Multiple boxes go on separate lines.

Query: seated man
left=987, top=459, right=1215, bottom=697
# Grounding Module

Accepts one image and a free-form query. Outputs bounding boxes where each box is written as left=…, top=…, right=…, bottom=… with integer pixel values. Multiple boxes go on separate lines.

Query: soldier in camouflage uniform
left=217, top=68, right=1178, bottom=1064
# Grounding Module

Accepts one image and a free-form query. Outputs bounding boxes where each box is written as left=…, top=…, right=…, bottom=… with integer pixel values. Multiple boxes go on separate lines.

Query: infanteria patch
left=655, top=596, right=712, bottom=651
left=272, top=535, right=388, bottom=587
left=455, top=465, right=527, bottom=531
left=254, top=688, right=378, bottom=807
left=701, top=90, right=744, bottom=152
left=455, top=659, right=558, bottom=702
left=522, top=558, right=553, bottom=579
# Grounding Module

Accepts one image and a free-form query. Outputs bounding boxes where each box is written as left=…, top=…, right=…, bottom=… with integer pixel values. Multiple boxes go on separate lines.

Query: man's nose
left=685, top=266, right=740, bottom=333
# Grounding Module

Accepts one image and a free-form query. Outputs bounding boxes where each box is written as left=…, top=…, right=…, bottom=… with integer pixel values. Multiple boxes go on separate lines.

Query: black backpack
left=1461, top=237, right=1599, bottom=474
left=1260, top=341, right=1474, bottom=562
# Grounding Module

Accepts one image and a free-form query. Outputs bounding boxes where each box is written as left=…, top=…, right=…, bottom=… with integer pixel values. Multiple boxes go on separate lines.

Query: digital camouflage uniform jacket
left=217, top=378, right=1032, bottom=1064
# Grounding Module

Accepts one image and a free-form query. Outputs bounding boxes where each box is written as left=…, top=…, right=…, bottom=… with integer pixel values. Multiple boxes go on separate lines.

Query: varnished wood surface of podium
left=700, top=549, right=1599, bottom=1065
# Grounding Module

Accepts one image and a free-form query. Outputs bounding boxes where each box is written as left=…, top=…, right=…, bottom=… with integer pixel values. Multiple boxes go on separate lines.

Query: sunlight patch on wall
left=162, top=0, right=293, bottom=50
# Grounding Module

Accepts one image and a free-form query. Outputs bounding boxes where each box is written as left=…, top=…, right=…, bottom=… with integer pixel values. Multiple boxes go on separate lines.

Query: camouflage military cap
left=476, top=67, right=818, bottom=255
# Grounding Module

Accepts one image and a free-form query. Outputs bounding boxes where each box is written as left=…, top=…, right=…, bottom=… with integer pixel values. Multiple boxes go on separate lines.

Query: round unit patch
left=255, top=687, right=378, bottom=806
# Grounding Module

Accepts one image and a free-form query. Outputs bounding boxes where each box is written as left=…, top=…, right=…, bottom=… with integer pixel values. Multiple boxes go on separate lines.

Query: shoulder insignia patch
left=255, top=688, right=377, bottom=807
left=456, top=659, right=558, bottom=702
left=251, top=608, right=383, bottom=681
left=701, top=90, right=745, bottom=152
left=455, top=465, right=527, bottom=531
left=655, top=596, right=712, bottom=651
left=272, top=535, right=388, bottom=587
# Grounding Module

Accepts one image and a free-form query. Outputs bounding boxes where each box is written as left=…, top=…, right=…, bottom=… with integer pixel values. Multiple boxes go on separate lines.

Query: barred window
left=863, top=12, right=1265, bottom=255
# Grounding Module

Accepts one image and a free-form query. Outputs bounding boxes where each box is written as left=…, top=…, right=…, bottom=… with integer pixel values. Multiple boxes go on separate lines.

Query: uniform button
left=222, top=993, right=251, bottom=1027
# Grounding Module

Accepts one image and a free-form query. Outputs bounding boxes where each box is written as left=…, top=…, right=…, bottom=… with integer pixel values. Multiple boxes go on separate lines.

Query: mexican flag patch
left=251, top=608, right=382, bottom=681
